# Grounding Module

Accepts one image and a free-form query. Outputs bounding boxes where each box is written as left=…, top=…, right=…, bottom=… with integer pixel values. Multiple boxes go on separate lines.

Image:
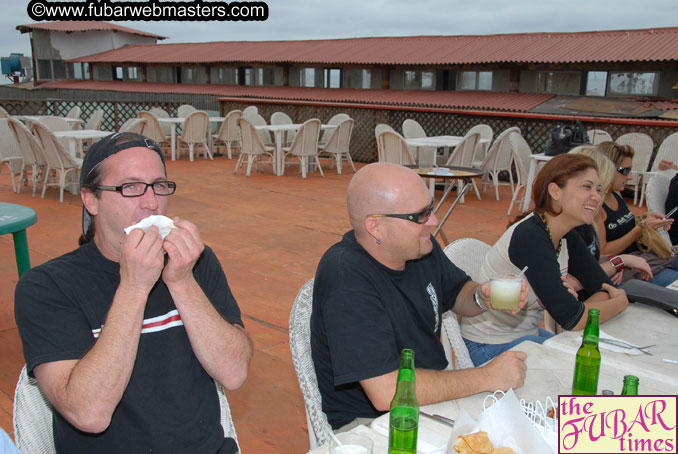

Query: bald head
left=347, top=162, right=428, bottom=233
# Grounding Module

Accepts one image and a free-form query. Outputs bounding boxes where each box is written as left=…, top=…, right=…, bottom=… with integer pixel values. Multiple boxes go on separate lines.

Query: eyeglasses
left=96, top=180, right=176, bottom=197
left=369, top=200, right=435, bottom=224
left=616, top=166, right=632, bottom=176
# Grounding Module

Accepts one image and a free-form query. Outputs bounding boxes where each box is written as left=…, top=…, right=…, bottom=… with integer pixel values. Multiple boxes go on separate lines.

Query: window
left=127, top=67, right=138, bottom=80
left=239, top=67, right=253, bottom=85
left=458, top=71, right=492, bottom=90
left=211, top=67, right=237, bottom=85
left=608, top=72, right=658, bottom=96
left=536, top=71, right=580, bottom=94
left=404, top=71, right=434, bottom=90
left=37, top=60, right=52, bottom=80
left=301, top=68, right=317, bottom=87
left=345, top=69, right=374, bottom=89
left=113, top=66, right=124, bottom=81
left=324, top=68, right=342, bottom=88
left=147, top=67, right=174, bottom=83
left=586, top=71, right=607, bottom=96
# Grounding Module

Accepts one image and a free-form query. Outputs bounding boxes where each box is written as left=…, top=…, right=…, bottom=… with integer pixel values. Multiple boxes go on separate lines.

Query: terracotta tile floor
left=0, top=155, right=619, bottom=452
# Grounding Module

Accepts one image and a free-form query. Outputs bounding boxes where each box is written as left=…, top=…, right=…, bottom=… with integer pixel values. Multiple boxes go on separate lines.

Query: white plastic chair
left=84, top=108, right=104, bottom=131
left=375, top=124, right=395, bottom=159
left=0, top=105, right=10, bottom=118
left=402, top=119, right=427, bottom=139
left=377, top=130, right=415, bottom=165
left=7, top=117, right=46, bottom=197
left=213, top=110, right=242, bottom=159
left=442, top=239, right=489, bottom=370
left=646, top=169, right=677, bottom=246
left=242, top=105, right=258, bottom=119
left=319, top=113, right=350, bottom=146
left=138, top=111, right=171, bottom=151
left=65, top=106, right=81, bottom=119
left=149, top=107, right=172, bottom=136
left=640, top=132, right=678, bottom=207
left=235, top=118, right=274, bottom=176
left=289, top=278, right=333, bottom=450
left=177, top=104, right=197, bottom=118
left=119, top=118, right=146, bottom=134
left=477, top=126, right=521, bottom=200
left=467, top=124, right=493, bottom=166
left=282, top=119, right=322, bottom=179
left=587, top=129, right=613, bottom=145
left=13, top=365, right=240, bottom=454
left=178, top=111, right=212, bottom=161
left=445, top=132, right=481, bottom=201
left=271, top=111, right=296, bottom=145
left=0, top=118, right=24, bottom=193
left=507, top=131, right=533, bottom=215
left=617, top=132, right=654, bottom=206
left=318, top=118, right=355, bottom=174
left=247, top=113, right=275, bottom=147
left=31, top=122, right=82, bottom=202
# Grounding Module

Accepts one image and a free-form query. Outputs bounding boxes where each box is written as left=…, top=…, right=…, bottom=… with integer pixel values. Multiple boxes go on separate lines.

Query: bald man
left=310, top=162, right=528, bottom=431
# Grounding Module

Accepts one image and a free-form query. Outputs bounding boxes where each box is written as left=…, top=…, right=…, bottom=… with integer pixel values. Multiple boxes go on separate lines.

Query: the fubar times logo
left=559, top=396, right=677, bottom=453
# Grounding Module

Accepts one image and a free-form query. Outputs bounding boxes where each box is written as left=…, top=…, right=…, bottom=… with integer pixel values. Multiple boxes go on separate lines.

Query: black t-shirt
left=602, top=192, right=639, bottom=254
left=574, top=224, right=601, bottom=260
left=310, top=231, right=470, bottom=429
left=666, top=173, right=678, bottom=245
left=15, top=241, right=242, bottom=454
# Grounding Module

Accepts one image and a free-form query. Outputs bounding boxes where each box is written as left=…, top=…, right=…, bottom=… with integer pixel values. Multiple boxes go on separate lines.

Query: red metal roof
left=16, top=21, right=166, bottom=40
left=39, top=80, right=553, bottom=112
left=70, top=27, right=678, bottom=65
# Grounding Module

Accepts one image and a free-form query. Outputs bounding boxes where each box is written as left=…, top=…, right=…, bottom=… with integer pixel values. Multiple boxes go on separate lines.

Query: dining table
left=157, top=116, right=225, bottom=161
left=255, top=123, right=335, bottom=176
left=520, top=153, right=554, bottom=212
left=405, top=135, right=491, bottom=164
left=17, top=115, right=83, bottom=127
left=54, top=129, right=112, bottom=158
left=407, top=165, right=485, bottom=245
left=307, top=302, right=678, bottom=454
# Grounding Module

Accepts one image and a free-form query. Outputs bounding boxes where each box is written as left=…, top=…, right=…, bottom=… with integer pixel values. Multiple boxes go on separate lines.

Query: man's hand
left=120, top=225, right=164, bottom=292
left=481, top=350, right=527, bottom=391
left=162, top=218, right=205, bottom=285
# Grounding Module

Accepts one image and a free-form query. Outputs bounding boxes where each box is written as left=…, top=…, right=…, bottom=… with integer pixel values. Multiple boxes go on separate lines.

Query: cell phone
left=665, top=206, right=678, bottom=219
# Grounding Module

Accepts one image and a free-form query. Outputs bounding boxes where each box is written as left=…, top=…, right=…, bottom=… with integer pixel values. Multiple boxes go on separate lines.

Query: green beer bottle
left=389, top=348, right=419, bottom=454
left=572, top=308, right=601, bottom=395
left=621, top=375, right=639, bottom=395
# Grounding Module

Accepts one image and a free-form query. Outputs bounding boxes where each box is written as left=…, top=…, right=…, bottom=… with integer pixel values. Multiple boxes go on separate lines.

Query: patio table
left=54, top=129, right=112, bottom=158
left=408, top=165, right=485, bottom=245
left=17, top=115, right=83, bottom=127
left=307, top=339, right=678, bottom=454
left=157, top=116, right=225, bottom=161
left=255, top=123, right=335, bottom=176
left=405, top=135, right=490, bottom=164
left=520, top=153, right=554, bottom=212
left=0, top=202, right=37, bottom=277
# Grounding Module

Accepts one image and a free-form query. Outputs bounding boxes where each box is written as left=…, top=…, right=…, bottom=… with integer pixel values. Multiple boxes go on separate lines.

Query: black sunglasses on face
left=617, top=166, right=632, bottom=176
left=369, top=200, right=435, bottom=224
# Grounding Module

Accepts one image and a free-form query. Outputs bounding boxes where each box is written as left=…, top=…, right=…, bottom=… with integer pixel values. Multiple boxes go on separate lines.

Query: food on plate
left=453, top=431, right=514, bottom=454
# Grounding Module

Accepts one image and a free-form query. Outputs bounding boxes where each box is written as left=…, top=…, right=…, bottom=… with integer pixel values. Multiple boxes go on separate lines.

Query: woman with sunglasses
left=595, top=142, right=677, bottom=287
left=461, top=154, right=628, bottom=366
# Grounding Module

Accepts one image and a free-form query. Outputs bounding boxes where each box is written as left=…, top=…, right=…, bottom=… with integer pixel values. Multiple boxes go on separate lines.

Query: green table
left=0, top=203, right=37, bottom=277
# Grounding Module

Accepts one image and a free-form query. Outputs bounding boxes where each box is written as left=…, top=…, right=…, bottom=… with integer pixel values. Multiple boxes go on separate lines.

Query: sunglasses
left=616, top=166, right=632, bottom=176
left=369, top=200, right=435, bottom=224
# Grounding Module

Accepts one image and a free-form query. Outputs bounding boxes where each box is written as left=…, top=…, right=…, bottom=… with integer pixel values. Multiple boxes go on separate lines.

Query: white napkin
left=123, top=215, right=176, bottom=239
left=577, top=330, right=644, bottom=356
left=370, top=411, right=452, bottom=454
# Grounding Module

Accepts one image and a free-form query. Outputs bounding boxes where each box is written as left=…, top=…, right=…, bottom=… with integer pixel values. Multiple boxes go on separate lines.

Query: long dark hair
left=78, top=165, right=105, bottom=245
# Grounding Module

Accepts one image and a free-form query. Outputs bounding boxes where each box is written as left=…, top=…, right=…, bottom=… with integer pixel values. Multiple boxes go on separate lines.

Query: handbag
left=620, top=280, right=678, bottom=317
left=635, top=216, right=673, bottom=259
left=544, top=121, right=591, bottom=156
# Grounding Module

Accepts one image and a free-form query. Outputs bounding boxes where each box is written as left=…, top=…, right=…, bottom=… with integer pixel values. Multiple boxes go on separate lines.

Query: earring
left=376, top=238, right=382, bottom=245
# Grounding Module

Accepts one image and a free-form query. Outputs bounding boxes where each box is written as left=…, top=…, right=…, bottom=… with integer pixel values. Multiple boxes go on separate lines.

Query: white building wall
left=49, top=31, right=156, bottom=60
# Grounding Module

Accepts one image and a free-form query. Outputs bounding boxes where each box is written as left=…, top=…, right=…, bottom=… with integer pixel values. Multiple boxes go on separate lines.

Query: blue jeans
left=650, top=256, right=678, bottom=287
left=463, top=329, right=555, bottom=367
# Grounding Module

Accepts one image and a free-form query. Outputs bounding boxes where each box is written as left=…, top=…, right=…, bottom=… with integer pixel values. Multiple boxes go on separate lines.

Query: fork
left=599, top=338, right=655, bottom=354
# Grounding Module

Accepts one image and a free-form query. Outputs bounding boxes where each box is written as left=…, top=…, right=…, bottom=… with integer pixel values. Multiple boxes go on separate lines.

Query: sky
left=1, top=0, right=677, bottom=72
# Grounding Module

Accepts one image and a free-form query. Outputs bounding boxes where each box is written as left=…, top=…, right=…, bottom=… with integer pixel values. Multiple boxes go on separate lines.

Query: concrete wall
left=31, top=29, right=156, bottom=61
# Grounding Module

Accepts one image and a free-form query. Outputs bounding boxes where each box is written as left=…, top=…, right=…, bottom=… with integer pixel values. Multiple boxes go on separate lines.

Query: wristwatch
left=609, top=255, right=624, bottom=273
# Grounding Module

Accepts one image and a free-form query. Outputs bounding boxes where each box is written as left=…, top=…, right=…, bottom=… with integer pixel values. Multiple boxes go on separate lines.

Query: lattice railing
left=2, top=97, right=677, bottom=169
